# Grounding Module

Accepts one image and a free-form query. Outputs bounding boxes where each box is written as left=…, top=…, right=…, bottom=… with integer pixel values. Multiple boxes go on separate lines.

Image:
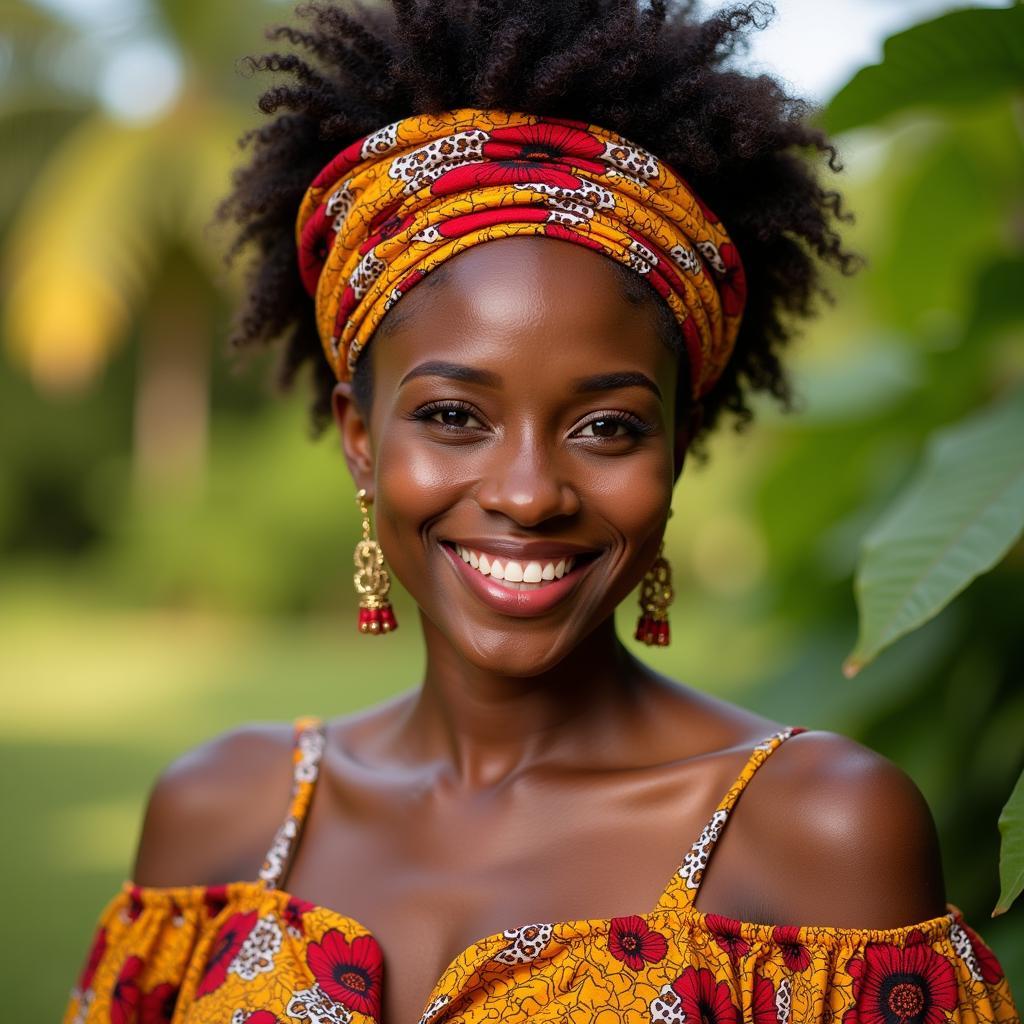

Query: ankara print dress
left=64, top=718, right=1020, bottom=1024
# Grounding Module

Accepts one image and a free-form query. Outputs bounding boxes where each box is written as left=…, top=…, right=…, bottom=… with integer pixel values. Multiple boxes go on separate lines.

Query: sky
left=25, top=0, right=1013, bottom=120
left=734, top=0, right=1009, bottom=103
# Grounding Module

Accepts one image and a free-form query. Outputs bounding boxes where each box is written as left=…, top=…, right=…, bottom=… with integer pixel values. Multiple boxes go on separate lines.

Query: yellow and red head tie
left=295, top=108, right=746, bottom=400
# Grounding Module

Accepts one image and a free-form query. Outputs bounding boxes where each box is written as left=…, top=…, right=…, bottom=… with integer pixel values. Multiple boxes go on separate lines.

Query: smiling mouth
left=441, top=542, right=599, bottom=591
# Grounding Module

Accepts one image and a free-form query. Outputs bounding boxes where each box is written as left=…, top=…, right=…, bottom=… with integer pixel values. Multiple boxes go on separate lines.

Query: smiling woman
left=61, top=2, right=1021, bottom=1024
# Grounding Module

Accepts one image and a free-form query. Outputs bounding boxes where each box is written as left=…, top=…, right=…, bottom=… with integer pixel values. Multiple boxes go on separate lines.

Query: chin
left=467, top=642, right=572, bottom=679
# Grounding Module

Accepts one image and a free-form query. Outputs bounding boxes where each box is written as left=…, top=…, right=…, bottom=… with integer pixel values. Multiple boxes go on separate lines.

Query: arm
left=132, top=721, right=295, bottom=888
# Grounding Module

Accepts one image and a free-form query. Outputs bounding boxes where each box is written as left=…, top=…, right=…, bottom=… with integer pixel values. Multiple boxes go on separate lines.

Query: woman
left=64, top=2, right=1019, bottom=1024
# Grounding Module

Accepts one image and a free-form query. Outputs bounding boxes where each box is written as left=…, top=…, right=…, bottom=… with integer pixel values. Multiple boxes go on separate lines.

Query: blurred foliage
left=825, top=5, right=1024, bottom=914
left=824, top=5, right=1024, bottom=134
left=0, top=1, right=1022, bottom=1020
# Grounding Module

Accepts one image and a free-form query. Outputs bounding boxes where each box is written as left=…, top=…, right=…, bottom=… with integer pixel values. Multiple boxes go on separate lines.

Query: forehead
left=369, top=236, right=679, bottom=389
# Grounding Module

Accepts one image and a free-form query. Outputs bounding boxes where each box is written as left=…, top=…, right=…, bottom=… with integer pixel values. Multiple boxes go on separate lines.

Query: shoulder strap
left=658, top=725, right=807, bottom=911
left=258, top=716, right=327, bottom=891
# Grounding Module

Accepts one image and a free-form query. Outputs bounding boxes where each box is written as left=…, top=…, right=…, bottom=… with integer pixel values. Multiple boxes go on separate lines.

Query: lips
left=440, top=541, right=599, bottom=617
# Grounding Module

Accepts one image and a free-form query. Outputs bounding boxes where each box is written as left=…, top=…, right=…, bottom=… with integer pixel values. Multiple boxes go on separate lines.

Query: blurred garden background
left=1, top=0, right=1022, bottom=1018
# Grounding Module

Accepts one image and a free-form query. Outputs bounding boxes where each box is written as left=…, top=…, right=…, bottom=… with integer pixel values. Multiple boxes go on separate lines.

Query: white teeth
left=503, top=561, right=524, bottom=582
left=450, top=544, right=583, bottom=587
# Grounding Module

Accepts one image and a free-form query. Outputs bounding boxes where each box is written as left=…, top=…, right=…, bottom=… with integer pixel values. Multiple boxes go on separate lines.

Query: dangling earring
left=635, top=540, right=674, bottom=647
left=353, top=488, right=397, bottom=635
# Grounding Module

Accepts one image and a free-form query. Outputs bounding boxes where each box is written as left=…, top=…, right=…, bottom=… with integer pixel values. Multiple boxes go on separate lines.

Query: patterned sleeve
left=942, top=916, right=1019, bottom=1024
left=743, top=912, right=1020, bottom=1024
left=62, top=883, right=220, bottom=1024
left=645, top=908, right=1019, bottom=1024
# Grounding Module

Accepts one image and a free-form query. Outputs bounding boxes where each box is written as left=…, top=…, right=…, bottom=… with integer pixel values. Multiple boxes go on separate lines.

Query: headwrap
left=295, top=109, right=746, bottom=399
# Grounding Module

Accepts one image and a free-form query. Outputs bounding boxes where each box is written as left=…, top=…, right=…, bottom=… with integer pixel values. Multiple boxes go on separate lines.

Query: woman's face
left=335, top=236, right=693, bottom=676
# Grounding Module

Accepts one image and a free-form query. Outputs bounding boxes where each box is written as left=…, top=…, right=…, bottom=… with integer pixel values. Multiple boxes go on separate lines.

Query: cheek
left=370, top=429, right=460, bottom=567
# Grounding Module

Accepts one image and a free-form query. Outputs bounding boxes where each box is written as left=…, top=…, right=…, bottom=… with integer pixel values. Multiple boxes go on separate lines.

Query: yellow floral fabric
left=294, top=109, right=747, bottom=400
left=64, top=720, right=1021, bottom=1024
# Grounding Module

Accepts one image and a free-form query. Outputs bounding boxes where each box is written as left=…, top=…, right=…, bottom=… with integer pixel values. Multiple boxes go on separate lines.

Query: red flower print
left=606, top=917, right=671, bottom=970
left=140, top=983, right=177, bottom=1024
left=774, top=925, right=812, bottom=972
left=283, top=897, right=316, bottom=935
left=359, top=211, right=415, bottom=254
left=431, top=161, right=583, bottom=197
left=484, top=123, right=606, bottom=175
left=367, top=199, right=405, bottom=234
left=842, top=937, right=958, bottom=1024
left=111, top=955, right=143, bottom=1024
left=195, top=910, right=258, bottom=997
left=126, top=886, right=145, bottom=921
left=960, top=921, right=1004, bottom=984
left=609, top=915, right=668, bottom=970
left=716, top=242, right=746, bottom=317
left=543, top=223, right=604, bottom=252
left=76, top=925, right=107, bottom=993
left=706, top=913, right=751, bottom=962
left=752, top=974, right=778, bottom=1024
left=203, top=885, right=230, bottom=918
left=438, top=207, right=548, bottom=238
left=387, top=268, right=428, bottom=303
left=306, top=929, right=384, bottom=1017
left=670, top=965, right=741, bottom=1024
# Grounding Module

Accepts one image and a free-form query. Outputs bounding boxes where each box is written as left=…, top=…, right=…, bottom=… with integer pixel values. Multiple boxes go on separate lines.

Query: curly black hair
left=218, top=0, right=860, bottom=453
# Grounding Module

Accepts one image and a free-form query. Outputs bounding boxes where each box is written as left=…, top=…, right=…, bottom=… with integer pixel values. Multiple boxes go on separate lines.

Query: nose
left=475, top=432, right=581, bottom=526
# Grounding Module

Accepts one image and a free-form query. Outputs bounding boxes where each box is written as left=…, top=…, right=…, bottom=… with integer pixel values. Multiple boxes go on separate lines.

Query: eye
left=578, top=417, right=629, bottom=438
left=574, top=412, right=653, bottom=440
left=413, top=400, right=485, bottom=432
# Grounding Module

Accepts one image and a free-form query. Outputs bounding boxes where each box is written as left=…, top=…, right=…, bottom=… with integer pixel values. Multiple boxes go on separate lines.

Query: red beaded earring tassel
left=635, top=542, right=673, bottom=647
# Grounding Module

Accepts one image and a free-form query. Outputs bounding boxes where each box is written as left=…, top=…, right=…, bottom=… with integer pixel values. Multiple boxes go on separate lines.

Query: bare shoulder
left=132, top=721, right=296, bottom=888
left=729, top=728, right=948, bottom=928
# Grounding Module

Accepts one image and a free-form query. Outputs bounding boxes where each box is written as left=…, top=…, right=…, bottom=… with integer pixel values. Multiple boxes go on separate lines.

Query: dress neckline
left=117, top=878, right=961, bottom=1024
left=120, top=720, right=962, bottom=1023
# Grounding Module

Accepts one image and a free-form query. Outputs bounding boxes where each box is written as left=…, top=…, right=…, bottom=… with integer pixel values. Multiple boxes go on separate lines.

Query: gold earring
left=635, top=540, right=673, bottom=647
left=353, top=489, right=397, bottom=635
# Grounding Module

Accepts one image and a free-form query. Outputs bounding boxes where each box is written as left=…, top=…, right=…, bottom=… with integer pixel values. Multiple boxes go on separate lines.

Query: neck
left=390, top=613, right=648, bottom=789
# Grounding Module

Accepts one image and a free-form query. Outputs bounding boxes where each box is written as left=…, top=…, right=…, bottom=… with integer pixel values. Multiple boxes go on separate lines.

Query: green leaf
left=966, top=254, right=1024, bottom=343
left=823, top=6, right=1024, bottom=134
left=844, top=388, right=1024, bottom=676
left=995, top=767, right=1024, bottom=915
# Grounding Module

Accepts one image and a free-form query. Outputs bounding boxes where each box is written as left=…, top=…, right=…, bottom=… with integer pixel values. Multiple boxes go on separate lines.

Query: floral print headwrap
left=295, top=109, right=747, bottom=399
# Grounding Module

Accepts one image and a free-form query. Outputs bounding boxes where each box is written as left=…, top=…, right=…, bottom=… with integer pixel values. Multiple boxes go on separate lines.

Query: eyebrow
left=399, top=361, right=662, bottom=401
left=399, top=360, right=502, bottom=388
left=572, top=371, right=662, bottom=401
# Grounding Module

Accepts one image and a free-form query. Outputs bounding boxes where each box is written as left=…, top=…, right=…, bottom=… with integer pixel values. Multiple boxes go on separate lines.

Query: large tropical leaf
left=996, top=768, right=1024, bottom=915
left=844, top=388, right=1024, bottom=676
left=824, top=6, right=1024, bottom=135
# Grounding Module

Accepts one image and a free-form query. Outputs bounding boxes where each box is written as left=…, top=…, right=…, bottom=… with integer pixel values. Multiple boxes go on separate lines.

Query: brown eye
left=580, top=417, right=626, bottom=438
left=424, top=406, right=483, bottom=429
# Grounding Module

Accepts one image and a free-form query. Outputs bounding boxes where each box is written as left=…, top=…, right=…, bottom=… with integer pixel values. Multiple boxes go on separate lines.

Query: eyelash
left=411, top=400, right=655, bottom=440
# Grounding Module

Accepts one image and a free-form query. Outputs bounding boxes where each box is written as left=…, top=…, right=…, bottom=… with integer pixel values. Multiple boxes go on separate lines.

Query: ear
left=672, top=401, right=704, bottom=483
left=332, top=381, right=375, bottom=496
